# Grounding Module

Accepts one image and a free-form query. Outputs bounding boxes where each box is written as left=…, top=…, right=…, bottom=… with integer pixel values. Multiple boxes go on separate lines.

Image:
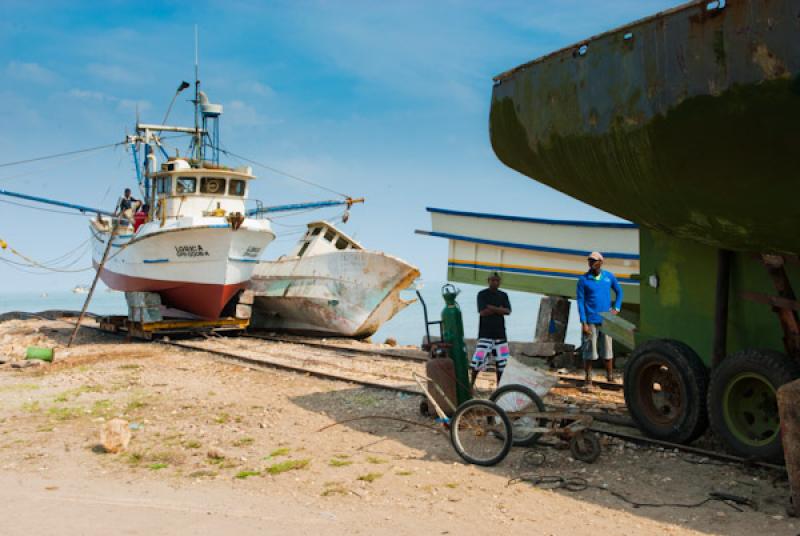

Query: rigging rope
left=0, top=141, right=126, bottom=169
left=219, top=147, right=350, bottom=198
left=0, top=237, right=94, bottom=273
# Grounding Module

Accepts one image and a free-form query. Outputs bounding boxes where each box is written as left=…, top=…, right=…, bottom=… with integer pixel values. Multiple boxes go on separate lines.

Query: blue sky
left=0, top=0, right=676, bottom=292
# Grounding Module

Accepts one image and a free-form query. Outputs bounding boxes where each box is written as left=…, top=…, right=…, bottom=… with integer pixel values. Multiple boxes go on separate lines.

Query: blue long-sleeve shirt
left=576, top=270, right=623, bottom=324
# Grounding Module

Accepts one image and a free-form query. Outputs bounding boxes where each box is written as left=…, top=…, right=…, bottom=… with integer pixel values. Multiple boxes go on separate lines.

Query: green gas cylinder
left=440, top=284, right=471, bottom=405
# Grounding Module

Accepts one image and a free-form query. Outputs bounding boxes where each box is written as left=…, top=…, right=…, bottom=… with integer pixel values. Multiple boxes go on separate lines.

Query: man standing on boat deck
left=577, top=251, right=623, bottom=390
left=471, top=272, right=512, bottom=387
left=117, top=188, right=140, bottom=223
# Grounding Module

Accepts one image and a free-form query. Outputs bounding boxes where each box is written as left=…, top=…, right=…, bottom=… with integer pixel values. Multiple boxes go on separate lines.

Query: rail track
left=74, top=321, right=785, bottom=472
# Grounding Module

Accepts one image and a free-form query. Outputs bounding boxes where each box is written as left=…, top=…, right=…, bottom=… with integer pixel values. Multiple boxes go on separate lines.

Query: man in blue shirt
left=576, top=251, right=623, bottom=389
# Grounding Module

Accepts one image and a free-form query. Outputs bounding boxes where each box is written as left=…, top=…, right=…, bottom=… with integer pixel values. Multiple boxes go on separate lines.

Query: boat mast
left=193, top=25, right=202, bottom=164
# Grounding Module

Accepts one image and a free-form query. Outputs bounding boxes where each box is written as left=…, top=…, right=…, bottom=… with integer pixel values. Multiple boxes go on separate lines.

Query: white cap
left=588, top=251, right=604, bottom=261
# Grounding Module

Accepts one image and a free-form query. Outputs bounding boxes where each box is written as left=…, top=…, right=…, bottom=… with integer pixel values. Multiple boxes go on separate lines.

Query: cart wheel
left=569, top=431, right=601, bottom=463
left=419, top=399, right=432, bottom=417
left=489, top=384, right=546, bottom=447
left=449, top=399, right=512, bottom=466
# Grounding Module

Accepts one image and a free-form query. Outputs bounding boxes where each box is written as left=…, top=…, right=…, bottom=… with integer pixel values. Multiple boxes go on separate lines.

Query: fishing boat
left=88, top=86, right=275, bottom=319
left=249, top=221, right=419, bottom=338
left=418, top=207, right=640, bottom=304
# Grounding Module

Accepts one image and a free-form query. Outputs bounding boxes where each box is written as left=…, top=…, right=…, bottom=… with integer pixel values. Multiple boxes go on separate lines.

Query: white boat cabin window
left=297, top=241, right=311, bottom=257
left=201, top=177, right=226, bottom=195
left=310, top=227, right=322, bottom=236
left=228, top=179, right=246, bottom=196
left=156, top=177, right=172, bottom=194
left=335, top=236, right=349, bottom=250
left=324, top=229, right=336, bottom=242
left=176, top=177, right=197, bottom=194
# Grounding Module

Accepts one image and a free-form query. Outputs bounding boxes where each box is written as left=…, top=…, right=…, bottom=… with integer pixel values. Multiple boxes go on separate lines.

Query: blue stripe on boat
left=423, top=230, right=639, bottom=260
left=143, top=258, right=169, bottom=264
left=448, top=261, right=641, bottom=284
left=427, top=207, right=637, bottom=229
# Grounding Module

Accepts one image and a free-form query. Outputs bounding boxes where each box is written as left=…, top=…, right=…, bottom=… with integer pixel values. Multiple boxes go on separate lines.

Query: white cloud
left=244, top=81, right=275, bottom=97
left=6, top=61, right=57, bottom=84
left=67, top=88, right=150, bottom=113
left=85, top=63, right=140, bottom=84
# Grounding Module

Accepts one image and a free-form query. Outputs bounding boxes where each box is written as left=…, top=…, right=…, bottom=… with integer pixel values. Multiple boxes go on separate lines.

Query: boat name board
left=175, top=244, right=210, bottom=258
left=243, top=246, right=262, bottom=258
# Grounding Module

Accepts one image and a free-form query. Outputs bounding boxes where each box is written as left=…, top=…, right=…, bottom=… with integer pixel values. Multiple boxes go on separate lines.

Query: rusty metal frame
left=742, top=255, right=800, bottom=359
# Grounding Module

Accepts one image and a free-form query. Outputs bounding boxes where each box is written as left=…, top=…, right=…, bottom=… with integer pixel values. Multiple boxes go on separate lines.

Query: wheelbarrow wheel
left=569, top=431, right=601, bottom=463
left=450, top=399, right=512, bottom=466
left=489, top=384, right=546, bottom=447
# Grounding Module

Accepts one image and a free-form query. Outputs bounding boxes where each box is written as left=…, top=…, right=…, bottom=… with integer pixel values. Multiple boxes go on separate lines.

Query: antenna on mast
left=193, top=24, right=202, bottom=162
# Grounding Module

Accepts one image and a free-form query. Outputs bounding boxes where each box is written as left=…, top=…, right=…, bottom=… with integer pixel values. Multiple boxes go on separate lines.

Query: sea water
left=0, top=282, right=583, bottom=347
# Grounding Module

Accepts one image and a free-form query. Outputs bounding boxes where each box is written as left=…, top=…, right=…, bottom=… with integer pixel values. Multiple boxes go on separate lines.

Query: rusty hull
left=490, top=0, right=800, bottom=254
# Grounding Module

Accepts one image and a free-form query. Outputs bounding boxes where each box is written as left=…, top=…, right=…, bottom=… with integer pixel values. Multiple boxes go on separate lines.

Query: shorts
left=581, top=324, right=613, bottom=361
left=471, top=338, right=510, bottom=373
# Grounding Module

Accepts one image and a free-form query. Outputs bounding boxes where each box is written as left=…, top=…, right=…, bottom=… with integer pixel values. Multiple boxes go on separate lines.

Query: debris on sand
left=101, top=418, right=132, bottom=453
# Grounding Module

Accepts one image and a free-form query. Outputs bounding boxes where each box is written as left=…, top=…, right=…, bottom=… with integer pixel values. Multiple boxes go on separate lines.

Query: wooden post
left=534, top=296, right=570, bottom=343
left=778, top=378, right=800, bottom=516
left=68, top=221, right=117, bottom=348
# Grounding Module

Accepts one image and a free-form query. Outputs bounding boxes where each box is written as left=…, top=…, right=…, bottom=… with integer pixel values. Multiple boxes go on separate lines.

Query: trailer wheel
left=708, top=349, right=800, bottom=463
left=624, top=339, right=709, bottom=443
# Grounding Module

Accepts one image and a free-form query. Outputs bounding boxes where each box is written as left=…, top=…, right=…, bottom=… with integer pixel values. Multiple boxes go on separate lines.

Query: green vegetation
left=321, top=481, right=349, bottom=496
left=0, top=383, right=40, bottom=393
left=444, top=482, right=459, bottom=489
left=350, top=393, right=381, bottom=407
left=328, top=458, right=352, bottom=468
left=366, top=456, right=387, bottom=464
left=149, top=463, right=168, bottom=471
left=47, top=406, right=82, bottom=421
left=357, top=472, right=382, bottom=483
left=21, top=401, right=41, bottom=413
left=235, top=470, right=261, bottom=479
left=53, top=385, right=101, bottom=402
left=214, top=413, right=230, bottom=424
left=266, top=459, right=310, bottom=475
left=124, top=399, right=148, bottom=413
left=117, top=364, right=141, bottom=370
left=183, top=440, right=202, bottom=449
left=90, top=399, right=114, bottom=417
left=232, top=437, right=254, bottom=447
left=268, top=447, right=290, bottom=458
left=188, top=470, right=218, bottom=478
left=395, top=470, right=414, bottom=476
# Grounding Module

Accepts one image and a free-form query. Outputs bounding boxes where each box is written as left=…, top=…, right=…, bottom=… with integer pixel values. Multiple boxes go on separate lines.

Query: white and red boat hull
left=90, top=217, right=274, bottom=319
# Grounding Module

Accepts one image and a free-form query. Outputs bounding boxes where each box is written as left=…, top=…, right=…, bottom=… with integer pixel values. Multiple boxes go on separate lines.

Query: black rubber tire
left=449, top=399, right=513, bottom=466
left=624, top=339, right=709, bottom=444
left=489, top=384, right=546, bottom=447
left=419, top=400, right=432, bottom=417
left=569, top=431, right=601, bottom=463
left=707, top=348, right=800, bottom=464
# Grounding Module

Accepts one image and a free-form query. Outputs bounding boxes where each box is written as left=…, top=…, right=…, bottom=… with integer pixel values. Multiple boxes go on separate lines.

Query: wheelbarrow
left=412, top=373, right=602, bottom=466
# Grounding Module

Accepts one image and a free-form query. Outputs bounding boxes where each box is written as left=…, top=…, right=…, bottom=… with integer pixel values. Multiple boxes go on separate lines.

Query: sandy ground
left=0, top=318, right=797, bottom=535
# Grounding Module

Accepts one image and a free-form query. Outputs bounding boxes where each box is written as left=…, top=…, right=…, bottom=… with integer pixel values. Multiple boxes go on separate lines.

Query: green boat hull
left=490, top=0, right=800, bottom=255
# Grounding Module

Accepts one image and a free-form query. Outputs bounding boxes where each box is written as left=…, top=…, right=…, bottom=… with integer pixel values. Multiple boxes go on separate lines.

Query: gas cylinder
left=440, top=284, right=471, bottom=405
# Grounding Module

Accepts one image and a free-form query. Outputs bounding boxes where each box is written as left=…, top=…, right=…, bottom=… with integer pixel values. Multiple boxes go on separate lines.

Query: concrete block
left=534, top=296, right=570, bottom=343
left=238, top=290, right=255, bottom=305
left=235, top=304, right=252, bottom=320
left=125, top=292, right=161, bottom=308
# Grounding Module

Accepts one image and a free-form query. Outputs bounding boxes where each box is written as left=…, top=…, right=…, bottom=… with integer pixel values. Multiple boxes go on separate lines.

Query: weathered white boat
left=249, top=221, right=419, bottom=338
left=418, top=207, right=640, bottom=304
left=90, top=89, right=275, bottom=319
